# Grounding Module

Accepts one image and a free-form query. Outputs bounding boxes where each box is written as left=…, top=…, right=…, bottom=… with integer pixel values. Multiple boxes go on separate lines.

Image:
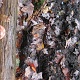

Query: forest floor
left=16, top=0, right=80, bottom=80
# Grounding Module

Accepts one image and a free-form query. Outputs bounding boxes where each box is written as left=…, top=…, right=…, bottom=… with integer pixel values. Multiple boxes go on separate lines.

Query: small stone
left=78, top=55, right=80, bottom=67
left=23, top=21, right=27, bottom=26
left=31, top=72, right=43, bottom=80
left=54, top=26, right=60, bottom=36
left=73, top=48, right=79, bottom=55
left=75, top=19, right=80, bottom=31
left=42, top=13, right=50, bottom=19
left=25, top=67, right=32, bottom=78
left=74, top=70, right=79, bottom=76
left=43, top=48, right=48, bottom=54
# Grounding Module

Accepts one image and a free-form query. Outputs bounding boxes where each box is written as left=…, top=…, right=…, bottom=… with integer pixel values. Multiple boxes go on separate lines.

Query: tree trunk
left=0, top=0, right=17, bottom=80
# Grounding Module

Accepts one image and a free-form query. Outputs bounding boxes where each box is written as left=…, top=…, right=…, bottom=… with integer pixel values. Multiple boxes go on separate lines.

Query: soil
left=16, top=0, right=80, bottom=80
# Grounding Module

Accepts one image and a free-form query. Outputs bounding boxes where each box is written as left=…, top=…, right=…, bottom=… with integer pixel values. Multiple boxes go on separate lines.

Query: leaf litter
left=16, top=0, right=80, bottom=80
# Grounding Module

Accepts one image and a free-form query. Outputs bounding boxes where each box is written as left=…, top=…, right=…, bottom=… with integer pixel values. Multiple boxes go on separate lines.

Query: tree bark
left=0, top=0, right=17, bottom=80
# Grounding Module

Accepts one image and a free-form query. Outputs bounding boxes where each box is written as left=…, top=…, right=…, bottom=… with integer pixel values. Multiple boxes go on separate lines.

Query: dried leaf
left=71, top=0, right=76, bottom=4
left=65, top=77, right=70, bottom=80
left=54, top=53, right=63, bottom=64
left=31, top=19, right=38, bottom=25
left=30, top=63, right=36, bottom=72
left=42, top=6, right=49, bottom=13
left=0, top=25, right=5, bottom=39
left=25, top=57, right=38, bottom=72
left=62, top=68, right=69, bottom=76
left=65, top=38, right=71, bottom=48
left=65, top=37, right=77, bottom=48
left=21, top=2, right=34, bottom=20
left=36, top=42, right=44, bottom=51
left=16, top=77, right=22, bottom=80
left=63, top=68, right=70, bottom=80
left=16, top=31, right=23, bottom=48
left=16, top=67, right=21, bottom=72
left=33, top=33, right=40, bottom=39
left=33, top=60, right=38, bottom=68
left=63, top=0, right=68, bottom=2
left=32, top=23, right=46, bottom=35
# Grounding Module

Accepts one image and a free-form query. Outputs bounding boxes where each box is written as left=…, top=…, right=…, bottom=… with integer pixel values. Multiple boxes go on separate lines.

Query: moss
left=33, top=0, right=45, bottom=10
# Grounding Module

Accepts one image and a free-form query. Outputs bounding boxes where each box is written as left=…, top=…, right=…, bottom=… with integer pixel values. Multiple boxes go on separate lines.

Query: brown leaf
left=62, top=68, right=69, bottom=77
left=36, top=42, right=44, bottom=51
left=54, top=53, right=63, bottom=64
left=16, top=67, right=21, bottom=73
left=21, top=2, right=34, bottom=20
left=16, top=77, right=22, bottom=80
left=32, top=23, right=45, bottom=35
left=25, top=58, right=37, bottom=72
left=23, top=77, right=28, bottom=80
left=63, top=0, right=68, bottom=2
left=33, top=33, right=39, bottom=38
left=71, top=0, right=76, bottom=4
left=60, top=55, right=66, bottom=68
left=29, top=63, right=36, bottom=72
left=42, top=6, right=49, bottom=13
left=65, top=77, right=70, bottom=80
left=16, top=31, right=23, bottom=48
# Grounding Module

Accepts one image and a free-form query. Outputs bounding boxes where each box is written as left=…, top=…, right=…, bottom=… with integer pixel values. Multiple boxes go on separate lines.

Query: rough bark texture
left=0, top=0, right=17, bottom=80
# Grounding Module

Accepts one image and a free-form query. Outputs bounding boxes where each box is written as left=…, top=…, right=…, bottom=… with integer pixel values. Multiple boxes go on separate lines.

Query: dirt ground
left=16, top=0, right=80, bottom=80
